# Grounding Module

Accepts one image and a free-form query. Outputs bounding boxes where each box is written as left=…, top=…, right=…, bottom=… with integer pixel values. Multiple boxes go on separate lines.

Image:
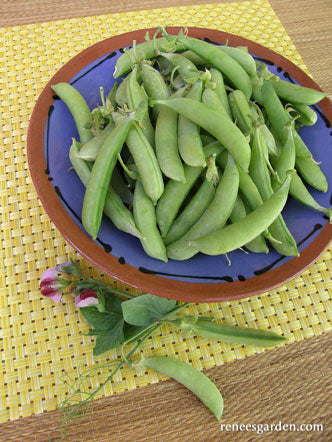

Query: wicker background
left=0, top=0, right=332, bottom=435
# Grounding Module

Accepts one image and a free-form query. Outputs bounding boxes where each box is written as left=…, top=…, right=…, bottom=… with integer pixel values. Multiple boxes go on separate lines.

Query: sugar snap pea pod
left=229, top=195, right=269, bottom=254
left=141, top=356, right=223, bottom=421
left=176, top=35, right=252, bottom=99
left=171, top=316, right=286, bottom=347
left=228, top=89, right=253, bottom=135
left=155, top=90, right=186, bottom=182
left=114, top=37, right=187, bottom=78
left=202, top=87, right=231, bottom=120
left=69, top=139, right=139, bottom=238
left=152, top=97, right=251, bottom=172
left=269, top=76, right=325, bottom=105
left=200, top=134, right=216, bottom=146
left=164, top=174, right=216, bottom=245
left=107, top=82, right=118, bottom=109
left=181, top=50, right=209, bottom=66
left=127, top=66, right=155, bottom=147
left=51, top=82, right=93, bottom=144
left=110, top=166, right=134, bottom=206
left=261, top=80, right=312, bottom=159
left=159, top=52, right=200, bottom=84
left=292, top=103, right=318, bottom=126
left=115, top=76, right=129, bottom=106
left=167, top=153, right=239, bottom=261
left=295, top=156, right=328, bottom=193
left=141, top=62, right=170, bottom=119
left=157, top=142, right=225, bottom=237
left=178, top=81, right=206, bottom=167
left=219, top=45, right=257, bottom=77
left=133, top=181, right=168, bottom=262
left=189, top=173, right=292, bottom=255
left=210, top=68, right=232, bottom=118
left=82, top=115, right=135, bottom=239
left=77, top=122, right=115, bottom=161
left=249, top=128, right=298, bottom=256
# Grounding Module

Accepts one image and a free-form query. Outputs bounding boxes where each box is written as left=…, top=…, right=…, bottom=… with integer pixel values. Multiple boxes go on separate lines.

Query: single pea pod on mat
left=140, top=356, right=223, bottom=421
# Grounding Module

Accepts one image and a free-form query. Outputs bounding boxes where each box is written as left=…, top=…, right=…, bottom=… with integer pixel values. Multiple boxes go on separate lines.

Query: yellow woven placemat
left=1, top=0, right=332, bottom=423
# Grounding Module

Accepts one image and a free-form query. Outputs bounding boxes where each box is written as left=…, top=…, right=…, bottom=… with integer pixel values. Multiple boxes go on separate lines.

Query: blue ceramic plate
left=27, top=27, right=332, bottom=302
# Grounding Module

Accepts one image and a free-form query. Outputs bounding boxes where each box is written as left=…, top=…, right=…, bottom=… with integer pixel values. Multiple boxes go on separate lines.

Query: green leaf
left=104, top=292, right=123, bottom=314
left=121, top=294, right=177, bottom=326
left=80, top=306, right=122, bottom=330
left=123, top=323, right=148, bottom=342
left=93, top=319, right=125, bottom=356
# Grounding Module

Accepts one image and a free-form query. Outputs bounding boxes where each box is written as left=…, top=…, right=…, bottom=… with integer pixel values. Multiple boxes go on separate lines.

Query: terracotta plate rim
left=27, top=26, right=332, bottom=302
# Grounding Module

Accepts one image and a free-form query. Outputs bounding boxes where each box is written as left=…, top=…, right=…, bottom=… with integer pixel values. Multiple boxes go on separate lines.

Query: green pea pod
left=210, top=68, right=232, bottom=118
left=189, top=172, right=292, bottom=255
left=292, top=103, right=318, bottom=126
left=115, top=76, right=129, bottom=106
left=177, top=35, right=252, bottom=99
left=164, top=174, right=216, bottom=245
left=156, top=142, right=225, bottom=238
left=51, top=82, right=93, bottom=144
left=110, top=166, right=134, bottom=206
left=295, top=156, right=328, bottom=193
left=141, top=356, right=223, bottom=421
left=181, top=50, right=209, bottom=67
left=219, top=45, right=257, bottom=77
left=82, top=116, right=134, bottom=239
left=229, top=195, right=269, bottom=254
left=152, top=97, right=251, bottom=172
left=114, top=37, right=187, bottom=78
left=133, top=181, right=168, bottom=262
left=172, top=317, right=287, bottom=347
left=107, top=82, right=118, bottom=109
left=127, top=66, right=155, bottom=147
left=141, top=62, right=170, bottom=119
left=202, top=87, right=231, bottom=120
left=269, top=76, right=325, bottom=105
left=155, top=90, right=186, bottom=182
left=69, top=139, right=140, bottom=238
left=178, top=81, right=206, bottom=167
left=159, top=52, right=200, bottom=84
left=228, top=89, right=253, bottom=135
left=167, top=153, right=239, bottom=261
left=77, top=122, right=115, bottom=161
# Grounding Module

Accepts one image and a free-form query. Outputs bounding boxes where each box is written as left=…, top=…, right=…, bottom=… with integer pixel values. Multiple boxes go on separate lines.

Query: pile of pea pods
left=52, top=29, right=331, bottom=262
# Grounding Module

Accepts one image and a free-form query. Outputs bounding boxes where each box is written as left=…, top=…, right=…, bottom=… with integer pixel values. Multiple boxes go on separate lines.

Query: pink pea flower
left=40, top=267, right=63, bottom=303
left=75, top=289, right=99, bottom=308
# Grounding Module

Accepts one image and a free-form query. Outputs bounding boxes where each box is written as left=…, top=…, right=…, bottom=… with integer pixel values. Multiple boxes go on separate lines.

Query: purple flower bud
left=75, top=289, right=99, bottom=308
left=40, top=268, right=62, bottom=303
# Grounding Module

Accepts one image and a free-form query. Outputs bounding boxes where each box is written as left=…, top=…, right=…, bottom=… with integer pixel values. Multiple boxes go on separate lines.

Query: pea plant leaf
left=121, top=294, right=177, bottom=327
left=80, top=306, right=123, bottom=330
left=92, top=319, right=125, bottom=356
left=104, top=292, right=123, bottom=314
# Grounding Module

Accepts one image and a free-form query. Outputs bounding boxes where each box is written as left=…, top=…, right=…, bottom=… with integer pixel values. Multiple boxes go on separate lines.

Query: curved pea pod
left=77, top=122, right=115, bottom=161
left=210, top=68, right=232, bottom=118
left=107, top=82, right=118, bottom=108
left=140, top=62, right=170, bottom=119
left=115, top=76, right=129, bottom=106
left=51, top=82, right=93, bottom=144
left=151, top=97, right=251, bottom=172
left=178, top=81, right=206, bottom=167
left=189, top=173, right=292, bottom=256
left=228, top=89, right=253, bottom=135
left=113, top=112, right=164, bottom=204
left=249, top=128, right=298, bottom=257
left=261, top=80, right=313, bottom=159
left=167, top=153, right=239, bottom=261
left=219, top=45, right=257, bottom=77
left=133, top=181, right=168, bottom=262
left=159, top=52, right=200, bottom=84
left=164, top=174, right=216, bottom=245
left=141, top=356, right=223, bottom=421
left=176, top=35, right=252, bottom=99
left=155, top=88, right=186, bottom=182
left=181, top=50, right=209, bottom=67
left=156, top=141, right=225, bottom=238
left=229, top=195, right=269, bottom=254
left=82, top=116, right=134, bottom=239
left=69, top=139, right=140, bottom=238
left=172, top=316, right=287, bottom=347
left=114, top=37, right=187, bottom=78
left=269, top=76, right=325, bottom=105
left=292, top=103, right=318, bottom=126
left=127, top=66, right=155, bottom=147
left=202, top=87, right=231, bottom=120
left=295, top=156, right=328, bottom=193
left=110, top=166, right=134, bottom=206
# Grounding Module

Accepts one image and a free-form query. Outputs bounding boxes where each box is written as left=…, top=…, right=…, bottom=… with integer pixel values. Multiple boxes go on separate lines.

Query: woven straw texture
left=1, top=0, right=332, bottom=423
